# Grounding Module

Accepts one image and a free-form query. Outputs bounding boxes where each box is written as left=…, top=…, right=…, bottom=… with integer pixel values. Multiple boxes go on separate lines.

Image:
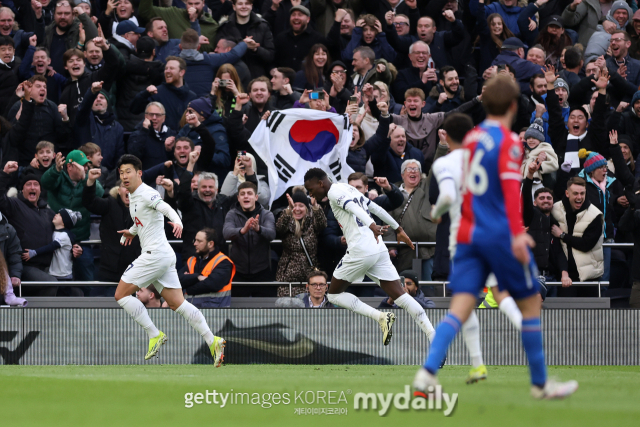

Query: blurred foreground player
left=304, top=169, right=438, bottom=347
left=414, top=75, right=578, bottom=399
left=114, top=153, right=225, bottom=366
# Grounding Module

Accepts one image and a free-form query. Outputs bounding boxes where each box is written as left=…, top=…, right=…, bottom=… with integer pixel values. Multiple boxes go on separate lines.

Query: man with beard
left=551, top=177, right=604, bottom=297
left=145, top=17, right=180, bottom=63
left=378, top=270, right=434, bottom=309
left=240, top=76, right=272, bottom=133
left=629, top=10, right=640, bottom=59
left=139, top=0, right=219, bottom=53
left=350, top=46, right=393, bottom=93
left=130, top=56, right=197, bottom=131
left=6, top=75, right=72, bottom=165
left=273, top=5, right=325, bottom=71
left=535, top=16, right=572, bottom=65
left=59, top=35, right=121, bottom=125
left=606, top=29, right=640, bottom=87
left=523, top=160, right=571, bottom=293
left=492, top=37, right=545, bottom=95
left=75, top=81, right=124, bottom=170
left=0, top=36, right=20, bottom=117
left=18, top=35, right=67, bottom=104
left=530, top=74, right=570, bottom=143
left=178, top=227, right=235, bottom=308
left=39, top=1, right=97, bottom=74
left=425, top=66, right=465, bottom=113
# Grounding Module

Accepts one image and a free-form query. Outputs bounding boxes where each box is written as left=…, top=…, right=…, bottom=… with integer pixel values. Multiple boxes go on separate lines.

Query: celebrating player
left=414, top=75, right=578, bottom=399
left=304, top=169, right=438, bottom=347
left=113, top=154, right=226, bottom=366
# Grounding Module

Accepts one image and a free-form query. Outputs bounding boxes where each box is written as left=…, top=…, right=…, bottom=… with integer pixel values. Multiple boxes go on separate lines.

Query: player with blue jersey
left=414, top=75, right=578, bottom=399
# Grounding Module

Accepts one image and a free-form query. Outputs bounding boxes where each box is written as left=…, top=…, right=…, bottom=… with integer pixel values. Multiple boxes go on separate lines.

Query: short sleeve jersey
left=129, top=183, right=172, bottom=252
left=432, top=149, right=465, bottom=256
left=328, top=183, right=386, bottom=256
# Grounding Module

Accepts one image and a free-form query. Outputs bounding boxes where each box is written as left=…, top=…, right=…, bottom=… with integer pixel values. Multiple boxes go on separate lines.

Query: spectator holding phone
left=520, top=118, right=559, bottom=192
left=220, top=152, right=270, bottom=207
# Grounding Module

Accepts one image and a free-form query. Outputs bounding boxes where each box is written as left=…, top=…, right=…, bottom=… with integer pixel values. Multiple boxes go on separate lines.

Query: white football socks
left=462, top=311, right=484, bottom=368
left=393, top=293, right=436, bottom=342
left=176, top=300, right=215, bottom=346
left=327, top=292, right=382, bottom=321
left=117, top=295, right=160, bottom=339
left=499, top=296, right=523, bottom=330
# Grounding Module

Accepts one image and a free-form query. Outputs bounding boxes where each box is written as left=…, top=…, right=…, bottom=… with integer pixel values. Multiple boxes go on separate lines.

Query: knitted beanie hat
left=59, top=208, right=82, bottom=229
left=554, top=78, right=570, bottom=97
left=524, top=118, right=545, bottom=144
left=579, top=149, right=607, bottom=174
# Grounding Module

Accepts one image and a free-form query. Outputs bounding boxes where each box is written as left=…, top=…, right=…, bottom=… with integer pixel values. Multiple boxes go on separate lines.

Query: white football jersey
left=128, top=183, right=172, bottom=252
left=432, top=149, right=465, bottom=256
left=328, top=183, right=386, bottom=256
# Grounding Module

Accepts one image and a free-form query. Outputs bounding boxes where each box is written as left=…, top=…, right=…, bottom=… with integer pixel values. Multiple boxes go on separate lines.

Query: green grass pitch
left=1, top=365, right=638, bottom=427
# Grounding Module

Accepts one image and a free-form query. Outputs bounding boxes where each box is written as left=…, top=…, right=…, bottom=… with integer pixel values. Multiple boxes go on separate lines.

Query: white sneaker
left=531, top=378, right=579, bottom=400
left=412, top=367, right=440, bottom=398
left=378, top=312, right=396, bottom=346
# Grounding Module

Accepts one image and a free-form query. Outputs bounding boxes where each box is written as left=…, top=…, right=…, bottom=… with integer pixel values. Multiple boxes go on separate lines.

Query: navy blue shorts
left=449, top=241, right=539, bottom=300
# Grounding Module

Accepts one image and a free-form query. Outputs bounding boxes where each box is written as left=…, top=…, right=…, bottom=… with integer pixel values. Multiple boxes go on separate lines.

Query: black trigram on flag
left=274, top=154, right=296, bottom=183
left=330, top=159, right=342, bottom=181
left=266, top=111, right=285, bottom=132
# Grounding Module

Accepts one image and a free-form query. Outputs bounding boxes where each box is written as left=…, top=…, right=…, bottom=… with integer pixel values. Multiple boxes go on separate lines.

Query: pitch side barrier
left=0, top=308, right=637, bottom=365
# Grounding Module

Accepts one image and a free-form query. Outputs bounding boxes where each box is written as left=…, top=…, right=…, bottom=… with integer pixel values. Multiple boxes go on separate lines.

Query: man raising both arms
left=304, top=169, right=439, bottom=350
left=113, top=153, right=225, bottom=366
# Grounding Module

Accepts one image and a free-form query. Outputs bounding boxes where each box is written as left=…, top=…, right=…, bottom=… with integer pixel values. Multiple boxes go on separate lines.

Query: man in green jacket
left=138, top=0, right=218, bottom=52
left=41, top=150, right=104, bottom=282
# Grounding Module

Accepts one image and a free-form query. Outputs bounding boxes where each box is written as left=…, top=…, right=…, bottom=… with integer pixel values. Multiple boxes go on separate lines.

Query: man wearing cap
left=41, top=150, right=104, bottom=281
left=179, top=28, right=248, bottom=97
left=0, top=161, right=60, bottom=295
left=75, top=81, right=124, bottom=171
left=273, top=5, right=326, bottom=71
left=115, top=36, right=165, bottom=132
left=605, top=0, right=633, bottom=30
left=139, top=0, right=219, bottom=53
left=491, top=36, right=545, bottom=94
left=606, top=29, right=640, bottom=86
left=109, top=20, right=145, bottom=60
left=378, top=270, right=435, bottom=309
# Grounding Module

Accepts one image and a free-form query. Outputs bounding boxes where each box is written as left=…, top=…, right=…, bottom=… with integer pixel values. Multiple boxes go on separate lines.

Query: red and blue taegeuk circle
left=288, top=119, right=339, bottom=162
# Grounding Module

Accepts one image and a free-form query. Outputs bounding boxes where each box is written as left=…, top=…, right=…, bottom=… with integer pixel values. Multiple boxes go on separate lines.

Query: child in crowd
left=79, top=143, right=116, bottom=191
left=521, top=118, right=559, bottom=192
left=21, top=209, right=82, bottom=281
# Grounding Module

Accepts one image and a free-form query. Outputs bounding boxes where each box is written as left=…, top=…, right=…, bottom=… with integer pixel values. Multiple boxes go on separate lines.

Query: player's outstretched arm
left=367, top=200, right=400, bottom=229
left=395, top=226, right=415, bottom=250
left=430, top=177, right=457, bottom=223
left=155, top=200, right=183, bottom=238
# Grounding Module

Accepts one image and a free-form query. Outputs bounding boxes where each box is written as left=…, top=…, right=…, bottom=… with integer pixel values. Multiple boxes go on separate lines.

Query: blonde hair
left=215, top=64, right=243, bottom=117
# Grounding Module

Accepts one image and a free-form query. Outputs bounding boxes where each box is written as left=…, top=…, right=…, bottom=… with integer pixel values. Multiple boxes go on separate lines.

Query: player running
left=414, top=75, right=578, bottom=399
left=431, top=114, right=524, bottom=384
left=113, top=154, right=225, bottom=367
left=304, top=168, right=437, bottom=347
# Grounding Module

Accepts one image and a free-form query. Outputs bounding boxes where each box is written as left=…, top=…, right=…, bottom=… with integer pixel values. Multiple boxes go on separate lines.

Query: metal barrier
left=18, top=280, right=610, bottom=298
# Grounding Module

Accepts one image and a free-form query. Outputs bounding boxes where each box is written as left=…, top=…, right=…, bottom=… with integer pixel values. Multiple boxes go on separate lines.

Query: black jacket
left=273, top=26, right=326, bottom=71
left=116, top=55, right=165, bottom=132
left=0, top=217, right=23, bottom=279
left=82, top=182, right=141, bottom=282
left=215, top=12, right=275, bottom=79
left=127, top=122, right=177, bottom=170
left=617, top=203, right=640, bottom=281
left=176, top=172, right=233, bottom=261
left=0, top=171, right=55, bottom=270
left=523, top=177, right=554, bottom=270
left=0, top=58, right=20, bottom=117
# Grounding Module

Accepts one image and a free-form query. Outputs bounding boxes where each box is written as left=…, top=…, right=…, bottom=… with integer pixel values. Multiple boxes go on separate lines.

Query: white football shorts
left=485, top=273, right=498, bottom=288
left=333, top=250, right=400, bottom=285
left=121, top=251, right=181, bottom=294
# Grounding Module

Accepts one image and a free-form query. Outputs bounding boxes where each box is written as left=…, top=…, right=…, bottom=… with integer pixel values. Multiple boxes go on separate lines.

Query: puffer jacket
left=578, top=169, right=622, bottom=240
left=41, top=167, right=104, bottom=241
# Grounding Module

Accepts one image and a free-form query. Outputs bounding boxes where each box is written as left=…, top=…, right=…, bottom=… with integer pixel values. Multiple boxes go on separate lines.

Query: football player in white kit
left=427, top=113, right=523, bottom=385
left=304, top=168, right=438, bottom=347
left=113, top=154, right=225, bottom=366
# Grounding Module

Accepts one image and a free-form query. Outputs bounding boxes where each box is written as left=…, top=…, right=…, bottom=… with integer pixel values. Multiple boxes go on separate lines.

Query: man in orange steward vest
left=178, top=227, right=235, bottom=308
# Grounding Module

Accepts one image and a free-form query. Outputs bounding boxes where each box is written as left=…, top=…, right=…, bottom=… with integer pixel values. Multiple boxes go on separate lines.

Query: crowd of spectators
left=1, top=0, right=640, bottom=308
